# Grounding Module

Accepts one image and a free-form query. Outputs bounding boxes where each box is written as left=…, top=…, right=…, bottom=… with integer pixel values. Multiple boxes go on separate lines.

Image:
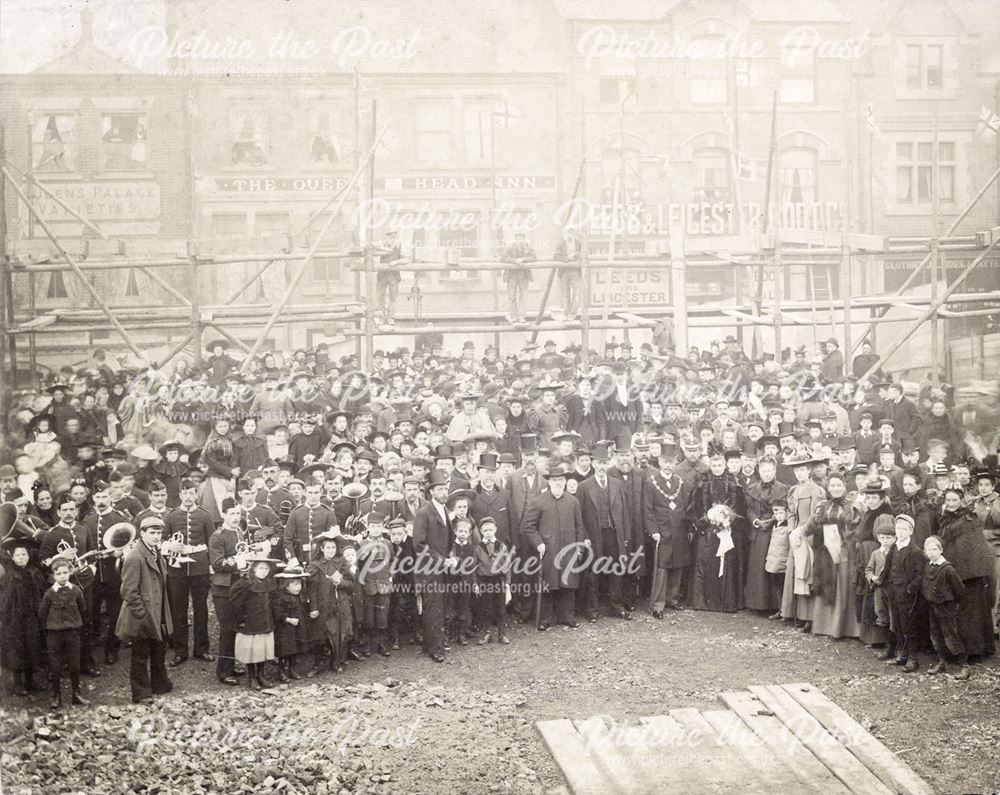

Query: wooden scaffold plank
left=779, top=684, right=934, bottom=795
left=720, top=690, right=851, bottom=794
left=536, top=719, right=623, bottom=795
left=748, top=685, right=892, bottom=795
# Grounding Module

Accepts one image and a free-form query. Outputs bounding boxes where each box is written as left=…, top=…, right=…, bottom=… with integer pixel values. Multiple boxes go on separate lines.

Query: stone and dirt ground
left=2, top=609, right=999, bottom=794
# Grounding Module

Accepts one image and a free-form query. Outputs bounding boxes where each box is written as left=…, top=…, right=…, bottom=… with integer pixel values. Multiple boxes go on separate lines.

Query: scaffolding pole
left=851, top=162, right=1000, bottom=353
left=860, top=235, right=1000, bottom=382
left=239, top=117, right=389, bottom=373
left=2, top=165, right=146, bottom=361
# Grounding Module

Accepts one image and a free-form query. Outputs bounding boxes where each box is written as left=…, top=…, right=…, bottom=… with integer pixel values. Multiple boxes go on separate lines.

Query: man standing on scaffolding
left=554, top=225, right=582, bottom=321
left=501, top=232, right=536, bottom=323
left=375, top=229, right=405, bottom=327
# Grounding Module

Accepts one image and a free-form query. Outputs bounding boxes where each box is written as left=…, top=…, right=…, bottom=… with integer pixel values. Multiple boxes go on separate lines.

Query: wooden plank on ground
left=537, top=719, right=622, bottom=795
left=573, top=717, right=651, bottom=794
left=669, top=708, right=773, bottom=795
left=749, top=685, right=892, bottom=795
left=700, top=709, right=825, bottom=794
left=780, top=684, right=934, bottom=795
left=637, top=714, right=700, bottom=794
left=638, top=714, right=748, bottom=793
left=720, top=690, right=852, bottom=794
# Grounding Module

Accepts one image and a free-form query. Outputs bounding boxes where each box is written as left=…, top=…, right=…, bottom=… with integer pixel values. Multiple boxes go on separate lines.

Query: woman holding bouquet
left=802, top=473, right=864, bottom=639
left=689, top=452, right=744, bottom=612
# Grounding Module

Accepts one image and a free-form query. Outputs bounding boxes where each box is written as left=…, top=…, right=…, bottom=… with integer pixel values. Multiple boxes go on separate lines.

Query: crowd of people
left=1, top=332, right=999, bottom=709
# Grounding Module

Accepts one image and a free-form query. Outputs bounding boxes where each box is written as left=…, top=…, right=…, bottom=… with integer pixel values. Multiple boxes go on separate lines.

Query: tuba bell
left=341, top=482, right=369, bottom=537
left=103, top=521, right=137, bottom=552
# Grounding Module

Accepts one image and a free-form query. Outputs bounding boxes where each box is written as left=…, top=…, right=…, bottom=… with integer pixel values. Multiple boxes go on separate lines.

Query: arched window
left=600, top=146, right=642, bottom=205
left=693, top=147, right=731, bottom=202
left=779, top=147, right=817, bottom=204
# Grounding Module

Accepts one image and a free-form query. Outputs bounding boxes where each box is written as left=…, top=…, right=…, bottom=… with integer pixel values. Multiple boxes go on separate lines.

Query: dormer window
left=905, top=44, right=943, bottom=89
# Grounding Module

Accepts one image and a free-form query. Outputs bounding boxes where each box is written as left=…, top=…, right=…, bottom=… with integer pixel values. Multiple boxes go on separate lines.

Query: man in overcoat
left=115, top=515, right=174, bottom=704
left=522, top=464, right=589, bottom=630
left=412, top=469, right=452, bottom=662
left=577, top=443, right=633, bottom=621
left=644, top=444, right=692, bottom=616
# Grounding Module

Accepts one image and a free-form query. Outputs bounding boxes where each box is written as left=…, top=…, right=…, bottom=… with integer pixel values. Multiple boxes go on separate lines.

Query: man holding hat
left=115, top=515, right=173, bottom=704
left=522, top=463, right=589, bottom=630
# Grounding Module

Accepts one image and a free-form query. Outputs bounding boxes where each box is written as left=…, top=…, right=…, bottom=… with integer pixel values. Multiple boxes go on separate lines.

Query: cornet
left=165, top=531, right=208, bottom=568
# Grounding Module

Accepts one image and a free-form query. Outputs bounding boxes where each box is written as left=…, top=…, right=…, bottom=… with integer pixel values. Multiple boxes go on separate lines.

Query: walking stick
left=648, top=536, right=660, bottom=613
left=534, top=550, right=544, bottom=627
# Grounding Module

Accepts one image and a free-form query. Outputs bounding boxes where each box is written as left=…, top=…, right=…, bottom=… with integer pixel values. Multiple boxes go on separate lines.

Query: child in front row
left=763, top=500, right=791, bottom=620
left=921, top=535, right=970, bottom=680
left=474, top=516, right=512, bottom=645
left=230, top=554, right=279, bottom=691
left=864, top=515, right=896, bottom=653
left=272, top=566, right=311, bottom=681
left=38, top=558, right=89, bottom=709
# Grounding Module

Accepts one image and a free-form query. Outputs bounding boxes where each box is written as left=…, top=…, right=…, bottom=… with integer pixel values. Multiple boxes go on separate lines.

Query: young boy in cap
left=39, top=557, right=89, bottom=708
left=921, top=535, right=970, bottom=680
left=885, top=514, right=927, bottom=672
left=474, top=516, right=512, bottom=644
left=386, top=517, right=418, bottom=649
left=447, top=516, right=478, bottom=645
left=864, top=514, right=897, bottom=649
left=358, top=512, right=393, bottom=657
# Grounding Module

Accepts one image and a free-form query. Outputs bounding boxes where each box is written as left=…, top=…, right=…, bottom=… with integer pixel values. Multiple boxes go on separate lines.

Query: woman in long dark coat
left=939, top=486, right=996, bottom=659
left=853, top=488, right=893, bottom=646
left=743, top=462, right=789, bottom=612
left=306, top=534, right=353, bottom=675
left=0, top=539, right=48, bottom=695
left=688, top=454, right=744, bottom=613
left=804, top=474, right=863, bottom=639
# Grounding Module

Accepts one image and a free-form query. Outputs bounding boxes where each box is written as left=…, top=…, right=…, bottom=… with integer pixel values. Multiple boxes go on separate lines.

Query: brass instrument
left=45, top=522, right=136, bottom=573
left=341, top=482, right=369, bottom=538
left=165, top=530, right=208, bottom=568
left=1, top=502, right=45, bottom=545
left=752, top=517, right=777, bottom=529
left=277, top=498, right=294, bottom=525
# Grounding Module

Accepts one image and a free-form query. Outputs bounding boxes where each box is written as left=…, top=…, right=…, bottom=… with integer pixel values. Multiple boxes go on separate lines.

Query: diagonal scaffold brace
left=2, top=165, right=148, bottom=362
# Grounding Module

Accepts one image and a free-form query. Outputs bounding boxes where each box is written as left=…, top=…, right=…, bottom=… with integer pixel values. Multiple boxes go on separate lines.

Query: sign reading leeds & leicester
left=215, top=175, right=557, bottom=192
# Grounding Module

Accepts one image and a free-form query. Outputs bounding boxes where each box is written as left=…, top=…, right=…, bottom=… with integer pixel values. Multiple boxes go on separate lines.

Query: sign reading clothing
left=215, top=175, right=556, bottom=192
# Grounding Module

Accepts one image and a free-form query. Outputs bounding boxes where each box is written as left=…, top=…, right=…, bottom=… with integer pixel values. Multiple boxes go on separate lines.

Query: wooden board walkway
left=537, top=683, right=934, bottom=795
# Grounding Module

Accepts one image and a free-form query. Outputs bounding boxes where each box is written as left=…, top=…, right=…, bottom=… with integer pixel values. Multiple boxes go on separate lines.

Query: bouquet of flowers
left=705, top=504, right=735, bottom=578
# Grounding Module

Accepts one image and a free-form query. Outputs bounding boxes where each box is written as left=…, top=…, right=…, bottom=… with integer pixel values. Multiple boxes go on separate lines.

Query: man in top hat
left=522, top=463, right=588, bottom=630
left=599, top=361, right=643, bottom=444
left=470, top=453, right=512, bottom=547
left=81, top=481, right=131, bottom=665
left=161, top=479, right=214, bottom=667
left=412, top=469, right=453, bottom=662
left=500, top=231, right=537, bottom=323
left=577, top=442, right=633, bottom=622
left=644, top=443, right=692, bottom=616
left=115, top=515, right=173, bottom=704
left=565, top=372, right=601, bottom=447
left=505, top=434, right=549, bottom=622
left=374, top=229, right=406, bottom=326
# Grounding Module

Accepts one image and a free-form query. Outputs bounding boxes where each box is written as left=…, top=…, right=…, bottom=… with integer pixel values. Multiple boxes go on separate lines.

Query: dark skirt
left=957, top=576, right=996, bottom=658
left=691, top=532, right=742, bottom=613
left=743, top=526, right=773, bottom=611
